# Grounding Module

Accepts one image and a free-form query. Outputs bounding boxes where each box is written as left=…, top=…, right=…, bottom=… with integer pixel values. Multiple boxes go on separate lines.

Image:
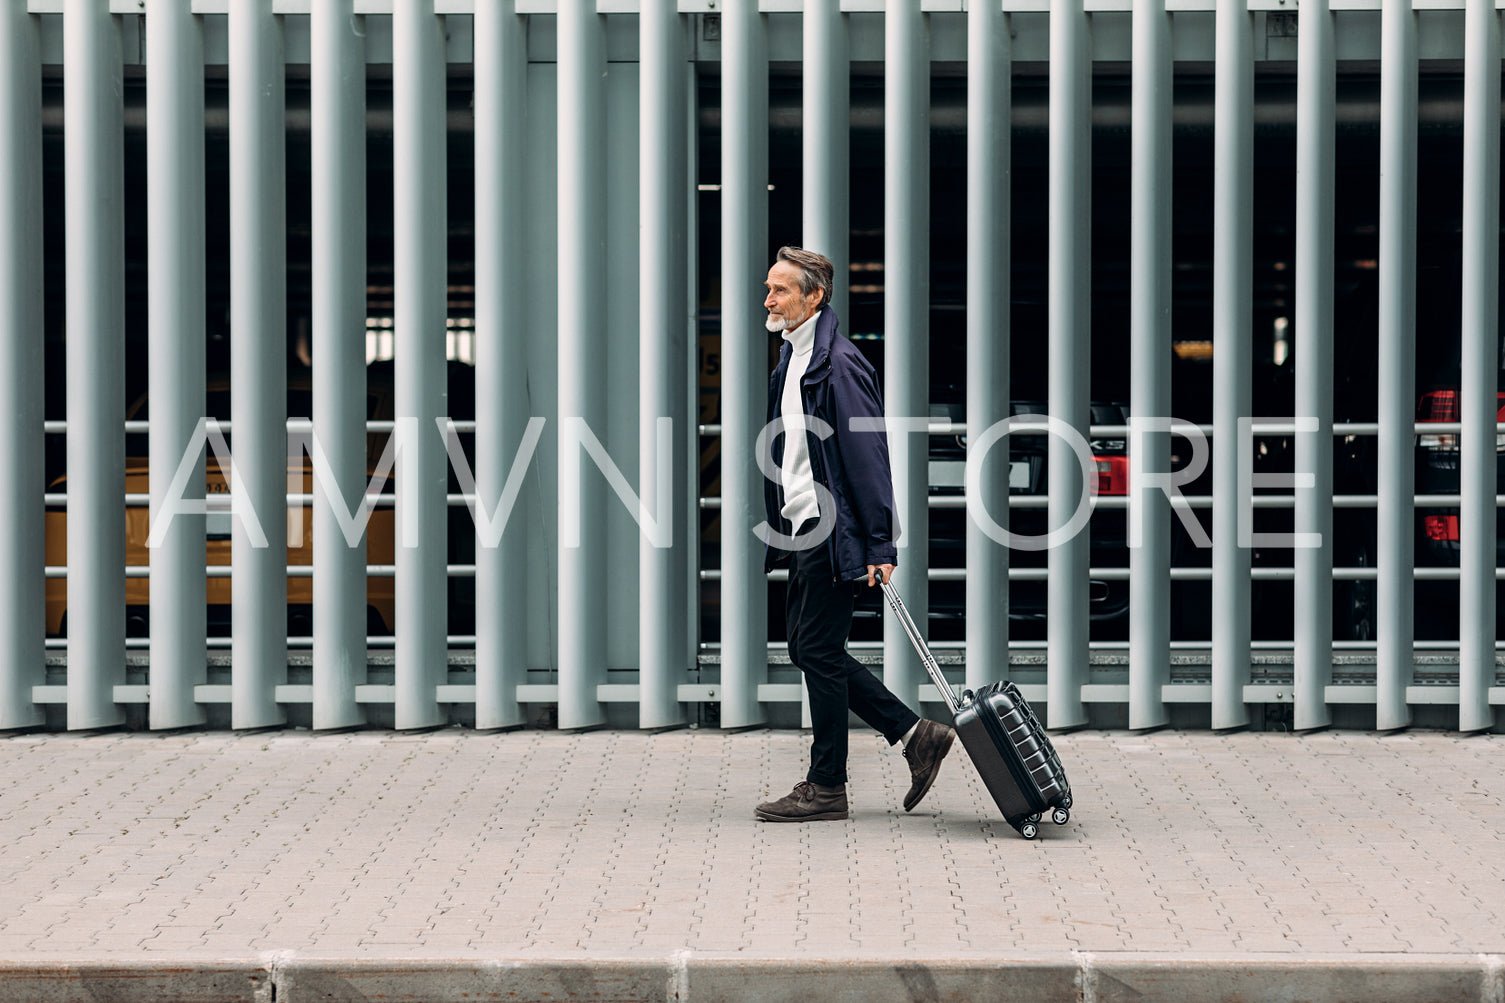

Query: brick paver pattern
left=0, top=728, right=1500, bottom=961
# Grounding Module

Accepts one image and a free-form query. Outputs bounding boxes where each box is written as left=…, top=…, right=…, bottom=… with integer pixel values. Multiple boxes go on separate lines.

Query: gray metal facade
left=2, top=1, right=1502, bottom=734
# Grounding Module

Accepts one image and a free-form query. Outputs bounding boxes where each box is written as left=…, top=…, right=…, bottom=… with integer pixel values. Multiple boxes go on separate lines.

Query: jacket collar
left=802, top=305, right=840, bottom=382
left=772, top=306, right=842, bottom=385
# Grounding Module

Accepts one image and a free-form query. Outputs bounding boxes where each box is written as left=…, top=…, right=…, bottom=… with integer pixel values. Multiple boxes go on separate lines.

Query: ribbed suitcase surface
left=878, top=579, right=1075, bottom=840
left=965, top=681, right=1072, bottom=833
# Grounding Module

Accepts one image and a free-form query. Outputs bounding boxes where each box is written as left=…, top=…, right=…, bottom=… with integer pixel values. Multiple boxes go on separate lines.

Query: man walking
left=755, top=246, right=955, bottom=823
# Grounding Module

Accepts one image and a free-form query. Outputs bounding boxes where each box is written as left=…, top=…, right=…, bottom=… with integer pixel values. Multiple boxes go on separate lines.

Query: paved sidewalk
left=0, top=726, right=1502, bottom=1001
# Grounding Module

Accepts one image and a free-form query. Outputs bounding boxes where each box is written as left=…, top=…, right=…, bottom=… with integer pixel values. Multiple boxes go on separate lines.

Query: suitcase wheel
left=1020, top=821, right=1039, bottom=840
left=1027, top=812, right=1042, bottom=824
left=1059, top=792, right=1073, bottom=810
left=1051, top=807, right=1070, bottom=826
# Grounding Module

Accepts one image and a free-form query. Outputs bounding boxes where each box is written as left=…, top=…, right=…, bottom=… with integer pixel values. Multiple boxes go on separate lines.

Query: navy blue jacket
left=763, top=307, right=900, bottom=581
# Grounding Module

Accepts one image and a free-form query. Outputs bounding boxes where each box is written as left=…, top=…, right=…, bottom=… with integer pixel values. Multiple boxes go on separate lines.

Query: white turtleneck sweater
left=779, top=310, right=822, bottom=532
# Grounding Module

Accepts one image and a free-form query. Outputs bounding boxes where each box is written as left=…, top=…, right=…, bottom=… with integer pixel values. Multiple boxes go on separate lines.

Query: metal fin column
left=965, top=0, right=1010, bottom=696
left=1377, top=0, right=1418, bottom=732
left=475, top=0, right=529, bottom=731
left=885, top=0, right=929, bottom=713
left=229, top=0, right=288, bottom=730
left=1459, top=0, right=1500, bottom=734
left=0, top=2, right=45, bottom=730
left=146, top=0, right=208, bottom=731
left=393, top=0, right=448, bottom=731
left=639, top=0, right=690, bottom=730
left=1047, top=0, right=1092, bottom=730
left=1212, top=0, right=1254, bottom=731
left=803, top=0, right=849, bottom=323
left=310, top=1, right=368, bottom=730
left=1129, top=0, right=1173, bottom=731
left=1294, top=0, right=1335, bottom=732
left=557, top=0, right=609, bottom=730
left=64, top=0, right=127, bottom=731
left=718, top=2, right=770, bottom=730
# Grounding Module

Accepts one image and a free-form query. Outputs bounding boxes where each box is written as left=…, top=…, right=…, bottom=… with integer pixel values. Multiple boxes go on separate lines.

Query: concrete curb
left=3, top=953, right=1504, bottom=1003
left=0, top=961, right=272, bottom=1003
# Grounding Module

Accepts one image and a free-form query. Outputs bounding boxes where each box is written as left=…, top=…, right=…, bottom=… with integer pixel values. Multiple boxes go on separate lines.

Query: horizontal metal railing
left=701, top=638, right=1505, bottom=651
left=17, top=2, right=1505, bottom=20
left=703, top=495, right=1505, bottom=510
left=42, top=419, right=477, bottom=434
left=41, top=566, right=477, bottom=578
left=700, top=567, right=1503, bottom=582
left=33, top=417, right=1495, bottom=437
left=698, top=421, right=1505, bottom=437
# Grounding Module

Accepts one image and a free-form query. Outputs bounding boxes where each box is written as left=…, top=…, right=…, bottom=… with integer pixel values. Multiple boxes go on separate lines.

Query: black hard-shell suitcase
left=878, top=580, right=1074, bottom=840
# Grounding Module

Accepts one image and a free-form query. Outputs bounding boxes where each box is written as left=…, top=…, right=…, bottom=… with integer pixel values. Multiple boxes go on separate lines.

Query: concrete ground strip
left=0, top=727, right=1501, bottom=1001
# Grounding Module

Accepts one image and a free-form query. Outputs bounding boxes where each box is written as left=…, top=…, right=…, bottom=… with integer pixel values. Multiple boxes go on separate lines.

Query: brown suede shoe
left=902, top=719, right=956, bottom=812
left=755, top=781, right=849, bottom=822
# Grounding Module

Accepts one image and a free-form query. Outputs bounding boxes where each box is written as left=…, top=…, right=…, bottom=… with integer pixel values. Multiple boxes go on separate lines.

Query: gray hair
left=776, top=246, right=835, bottom=311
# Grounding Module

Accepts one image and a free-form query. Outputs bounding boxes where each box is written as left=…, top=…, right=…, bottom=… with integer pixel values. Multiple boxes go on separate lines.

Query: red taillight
left=1093, top=455, right=1129, bottom=496
left=1423, top=515, right=1460, bottom=542
left=1416, top=389, right=1505, bottom=418
left=1417, top=389, right=1458, bottom=423
left=1416, top=389, right=1505, bottom=449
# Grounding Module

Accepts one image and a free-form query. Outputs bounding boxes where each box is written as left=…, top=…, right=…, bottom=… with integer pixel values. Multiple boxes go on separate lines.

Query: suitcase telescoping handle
left=876, top=578, right=962, bottom=717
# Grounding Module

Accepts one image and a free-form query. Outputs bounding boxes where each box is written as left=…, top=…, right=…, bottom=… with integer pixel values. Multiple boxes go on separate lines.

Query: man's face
left=764, top=261, right=823, bottom=333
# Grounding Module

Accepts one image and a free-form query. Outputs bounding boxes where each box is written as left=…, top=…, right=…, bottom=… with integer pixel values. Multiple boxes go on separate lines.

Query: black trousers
left=784, top=538, right=920, bottom=787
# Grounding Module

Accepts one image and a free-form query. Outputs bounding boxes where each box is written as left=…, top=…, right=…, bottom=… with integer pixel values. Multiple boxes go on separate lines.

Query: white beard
left=765, top=313, right=787, bottom=332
